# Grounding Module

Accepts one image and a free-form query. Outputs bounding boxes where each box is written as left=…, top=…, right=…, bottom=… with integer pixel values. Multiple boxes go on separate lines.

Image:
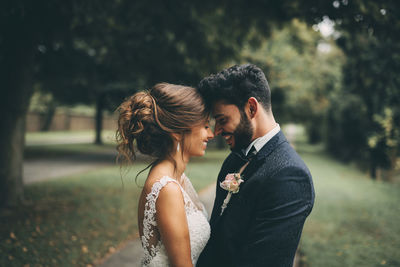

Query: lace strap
left=141, top=176, right=201, bottom=259
left=141, top=176, right=184, bottom=264
left=147, top=176, right=196, bottom=214
left=143, top=176, right=183, bottom=229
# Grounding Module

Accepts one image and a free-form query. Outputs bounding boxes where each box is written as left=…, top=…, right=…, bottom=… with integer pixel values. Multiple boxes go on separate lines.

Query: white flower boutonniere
left=220, top=173, right=244, bottom=215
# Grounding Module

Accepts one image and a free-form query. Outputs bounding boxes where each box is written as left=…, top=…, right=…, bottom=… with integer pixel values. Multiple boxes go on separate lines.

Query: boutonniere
left=220, top=173, right=244, bottom=215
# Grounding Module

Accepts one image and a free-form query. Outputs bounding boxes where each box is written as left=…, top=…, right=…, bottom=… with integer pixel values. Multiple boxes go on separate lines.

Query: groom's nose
left=214, top=124, right=222, bottom=136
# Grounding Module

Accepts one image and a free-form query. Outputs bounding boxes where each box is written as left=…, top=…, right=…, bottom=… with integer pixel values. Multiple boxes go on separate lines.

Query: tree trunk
left=370, top=155, right=377, bottom=180
left=95, top=93, right=105, bottom=145
left=0, top=32, right=35, bottom=208
left=40, top=102, right=56, bottom=131
left=0, top=113, right=27, bottom=208
left=0, top=60, right=32, bottom=207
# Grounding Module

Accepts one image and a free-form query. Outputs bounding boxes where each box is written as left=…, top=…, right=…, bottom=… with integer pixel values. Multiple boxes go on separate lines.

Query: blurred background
left=1, top=0, right=399, bottom=266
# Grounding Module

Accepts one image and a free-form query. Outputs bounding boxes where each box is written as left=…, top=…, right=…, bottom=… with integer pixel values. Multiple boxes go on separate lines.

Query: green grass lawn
left=2, top=133, right=400, bottom=266
left=0, top=149, right=227, bottom=267
left=297, top=141, right=400, bottom=267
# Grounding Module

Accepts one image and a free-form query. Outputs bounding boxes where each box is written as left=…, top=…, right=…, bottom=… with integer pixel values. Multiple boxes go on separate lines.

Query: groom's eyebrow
left=214, top=114, right=224, bottom=119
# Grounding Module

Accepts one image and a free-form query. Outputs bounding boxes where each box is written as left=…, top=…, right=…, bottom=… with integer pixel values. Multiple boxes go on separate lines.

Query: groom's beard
left=231, top=111, right=253, bottom=153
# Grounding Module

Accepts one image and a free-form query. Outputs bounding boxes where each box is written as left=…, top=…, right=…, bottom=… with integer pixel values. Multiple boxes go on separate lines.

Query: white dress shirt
left=244, top=124, right=281, bottom=156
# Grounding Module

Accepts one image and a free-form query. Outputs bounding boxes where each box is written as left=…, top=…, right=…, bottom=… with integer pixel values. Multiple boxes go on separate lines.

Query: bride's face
left=184, top=120, right=214, bottom=157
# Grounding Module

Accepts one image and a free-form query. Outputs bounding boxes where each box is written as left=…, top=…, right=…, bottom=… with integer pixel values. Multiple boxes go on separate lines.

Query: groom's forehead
left=212, top=102, right=241, bottom=117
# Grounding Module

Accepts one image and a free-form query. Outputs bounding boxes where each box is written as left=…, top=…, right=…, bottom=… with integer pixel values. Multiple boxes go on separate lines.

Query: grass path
left=298, top=142, right=400, bottom=267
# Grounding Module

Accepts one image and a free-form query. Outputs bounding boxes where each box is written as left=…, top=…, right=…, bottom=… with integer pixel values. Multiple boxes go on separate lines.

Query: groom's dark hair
left=197, top=64, right=272, bottom=112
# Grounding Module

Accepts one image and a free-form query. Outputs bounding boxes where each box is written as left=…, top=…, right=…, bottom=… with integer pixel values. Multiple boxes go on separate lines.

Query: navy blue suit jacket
left=197, top=131, right=315, bottom=267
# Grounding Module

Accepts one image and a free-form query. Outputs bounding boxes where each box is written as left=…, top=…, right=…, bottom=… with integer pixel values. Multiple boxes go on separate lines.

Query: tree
left=323, top=1, right=400, bottom=178
left=242, top=19, right=344, bottom=143
left=3, top=0, right=398, bottom=208
left=1, top=0, right=318, bottom=208
left=0, top=0, right=82, bottom=207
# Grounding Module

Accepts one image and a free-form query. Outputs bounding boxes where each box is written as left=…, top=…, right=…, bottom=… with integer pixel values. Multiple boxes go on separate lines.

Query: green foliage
left=242, top=19, right=344, bottom=143
left=325, top=93, right=368, bottom=162
left=33, top=0, right=302, bottom=109
left=324, top=1, right=400, bottom=177
left=28, top=91, right=55, bottom=114
left=369, top=108, right=400, bottom=152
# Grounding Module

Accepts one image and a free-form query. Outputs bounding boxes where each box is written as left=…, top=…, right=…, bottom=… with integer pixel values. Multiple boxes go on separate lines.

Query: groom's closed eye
left=216, top=118, right=227, bottom=125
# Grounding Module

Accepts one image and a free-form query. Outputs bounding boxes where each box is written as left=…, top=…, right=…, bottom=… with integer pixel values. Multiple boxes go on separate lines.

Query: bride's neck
left=171, top=151, right=188, bottom=179
left=157, top=151, right=188, bottom=182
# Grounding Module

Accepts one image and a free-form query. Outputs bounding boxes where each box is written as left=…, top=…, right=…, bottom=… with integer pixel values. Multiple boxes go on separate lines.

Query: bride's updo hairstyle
left=116, top=83, right=208, bottom=167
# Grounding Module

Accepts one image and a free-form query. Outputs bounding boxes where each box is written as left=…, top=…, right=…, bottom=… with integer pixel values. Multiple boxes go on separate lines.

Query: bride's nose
left=207, top=128, right=214, bottom=140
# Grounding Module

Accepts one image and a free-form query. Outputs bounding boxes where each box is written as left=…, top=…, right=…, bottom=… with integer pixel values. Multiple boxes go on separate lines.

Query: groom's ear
left=247, top=97, right=258, bottom=119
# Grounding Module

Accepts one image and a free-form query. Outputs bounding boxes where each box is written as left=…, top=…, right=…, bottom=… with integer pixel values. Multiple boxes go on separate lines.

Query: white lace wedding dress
left=140, top=174, right=210, bottom=266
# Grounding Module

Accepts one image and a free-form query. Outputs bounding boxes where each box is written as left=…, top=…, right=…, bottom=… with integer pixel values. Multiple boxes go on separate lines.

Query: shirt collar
left=244, top=124, right=280, bottom=156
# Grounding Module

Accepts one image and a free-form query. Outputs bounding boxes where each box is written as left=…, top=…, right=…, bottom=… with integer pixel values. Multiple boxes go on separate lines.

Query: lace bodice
left=140, top=175, right=210, bottom=266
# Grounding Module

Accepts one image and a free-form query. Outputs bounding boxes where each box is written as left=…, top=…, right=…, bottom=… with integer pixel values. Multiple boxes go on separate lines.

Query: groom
left=196, top=64, right=315, bottom=267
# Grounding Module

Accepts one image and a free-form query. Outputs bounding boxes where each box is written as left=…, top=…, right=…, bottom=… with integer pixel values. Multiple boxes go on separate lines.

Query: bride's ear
left=171, top=133, right=183, bottom=143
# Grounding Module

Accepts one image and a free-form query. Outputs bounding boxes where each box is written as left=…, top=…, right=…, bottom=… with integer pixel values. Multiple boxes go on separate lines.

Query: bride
left=116, top=83, right=213, bottom=266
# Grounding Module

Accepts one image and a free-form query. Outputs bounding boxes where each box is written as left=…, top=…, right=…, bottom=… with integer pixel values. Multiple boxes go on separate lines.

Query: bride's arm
left=156, top=182, right=193, bottom=267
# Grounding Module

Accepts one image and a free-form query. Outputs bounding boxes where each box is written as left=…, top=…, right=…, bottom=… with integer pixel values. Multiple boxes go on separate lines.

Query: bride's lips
left=203, top=141, right=208, bottom=149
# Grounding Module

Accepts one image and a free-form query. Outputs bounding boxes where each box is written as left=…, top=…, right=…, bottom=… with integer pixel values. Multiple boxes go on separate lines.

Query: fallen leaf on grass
left=10, top=232, right=17, bottom=239
left=82, top=245, right=89, bottom=253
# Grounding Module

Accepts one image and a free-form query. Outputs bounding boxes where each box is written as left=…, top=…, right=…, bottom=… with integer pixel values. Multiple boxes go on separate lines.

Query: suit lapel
left=241, top=131, right=287, bottom=182
left=210, top=131, right=288, bottom=229
left=211, top=131, right=288, bottom=226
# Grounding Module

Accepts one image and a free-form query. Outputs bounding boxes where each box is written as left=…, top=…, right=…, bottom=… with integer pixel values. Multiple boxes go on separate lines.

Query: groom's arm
left=239, top=166, right=314, bottom=267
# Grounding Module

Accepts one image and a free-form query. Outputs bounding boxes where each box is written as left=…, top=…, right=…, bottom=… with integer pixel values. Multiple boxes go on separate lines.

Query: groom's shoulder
left=258, top=138, right=311, bottom=177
